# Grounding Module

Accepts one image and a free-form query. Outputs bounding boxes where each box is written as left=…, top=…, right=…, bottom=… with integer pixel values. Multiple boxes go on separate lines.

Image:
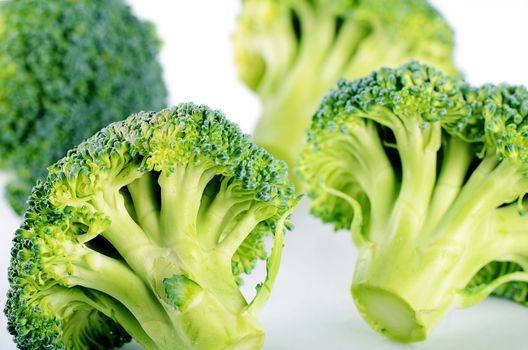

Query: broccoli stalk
left=299, top=62, right=528, bottom=341
left=233, top=0, right=458, bottom=185
left=5, top=104, right=297, bottom=349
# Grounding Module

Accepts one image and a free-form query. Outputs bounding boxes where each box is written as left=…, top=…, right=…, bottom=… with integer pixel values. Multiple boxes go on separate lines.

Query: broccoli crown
left=458, top=84, right=528, bottom=158
left=0, top=0, right=167, bottom=214
left=299, top=62, right=528, bottom=341
left=232, top=0, right=458, bottom=179
left=302, top=62, right=467, bottom=229
left=234, top=0, right=456, bottom=92
left=5, top=103, right=296, bottom=349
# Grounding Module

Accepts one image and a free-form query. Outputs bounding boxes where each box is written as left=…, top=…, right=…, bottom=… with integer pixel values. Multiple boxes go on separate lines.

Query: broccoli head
left=5, top=103, right=297, bottom=349
left=232, top=0, right=458, bottom=186
left=0, top=0, right=167, bottom=214
left=299, top=62, right=528, bottom=341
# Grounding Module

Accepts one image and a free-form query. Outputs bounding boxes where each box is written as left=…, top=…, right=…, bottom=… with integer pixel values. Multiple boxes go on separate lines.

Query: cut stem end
left=352, top=284, right=428, bottom=342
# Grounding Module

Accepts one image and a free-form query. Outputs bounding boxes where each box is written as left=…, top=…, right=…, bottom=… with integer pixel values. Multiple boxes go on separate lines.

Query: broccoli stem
left=172, top=293, right=265, bottom=350
left=321, top=20, right=372, bottom=80
left=352, top=148, right=528, bottom=342
left=423, top=136, right=473, bottom=234
left=88, top=166, right=273, bottom=348
left=426, top=156, right=528, bottom=245
left=158, top=253, right=264, bottom=349
left=490, top=203, right=528, bottom=257
left=127, top=172, right=161, bottom=243
left=218, top=202, right=277, bottom=257
left=343, top=39, right=408, bottom=80
left=321, top=184, right=368, bottom=247
left=254, top=3, right=368, bottom=185
left=321, top=124, right=396, bottom=237
left=159, top=168, right=200, bottom=242
left=375, top=119, right=441, bottom=245
left=40, top=287, right=161, bottom=350
left=253, top=2, right=376, bottom=184
left=253, top=71, right=327, bottom=183
left=457, top=271, right=528, bottom=308
left=56, top=248, right=184, bottom=349
left=332, top=124, right=396, bottom=208
left=197, top=178, right=254, bottom=249
left=248, top=206, right=291, bottom=316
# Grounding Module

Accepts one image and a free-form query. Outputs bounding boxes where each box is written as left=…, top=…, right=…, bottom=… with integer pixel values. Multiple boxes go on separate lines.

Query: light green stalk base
left=79, top=167, right=292, bottom=349
left=352, top=285, right=427, bottom=342
left=224, top=334, right=264, bottom=350
left=343, top=136, right=528, bottom=342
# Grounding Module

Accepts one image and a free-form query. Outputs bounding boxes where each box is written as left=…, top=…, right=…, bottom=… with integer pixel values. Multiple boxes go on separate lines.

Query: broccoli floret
left=5, top=103, right=297, bottom=349
left=232, top=0, right=458, bottom=187
left=0, top=0, right=167, bottom=214
left=299, top=62, right=528, bottom=342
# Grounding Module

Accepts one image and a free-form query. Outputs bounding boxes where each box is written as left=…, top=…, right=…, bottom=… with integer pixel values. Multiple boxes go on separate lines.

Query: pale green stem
left=218, top=202, right=277, bottom=257
left=323, top=126, right=396, bottom=232
left=423, top=136, right=473, bottom=235
left=491, top=203, right=528, bottom=256
left=127, top=172, right=161, bottom=243
left=321, top=183, right=367, bottom=247
left=158, top=167, right=193, bottom=242
left=256, top=5, right=299, bottom=98
left=253, top=2, right=335, bottom=177
left=385, top=122, right=440, bottom=245
left=92, top=191, right=153, bottom=259
left=344, top=41, right=408, bottom=80
left=321, top=18, right=371, bottom=83
left=58, top=250, right=185, bottom=349
left=197, top=178, right=254, bottom=249
left=426, top=156, right=527, bottom=246
left=199, top=198, right=253, bottom=250
left=111, top=167, right=143, bottom=190
left=293, top=3, right=334, bottom=71
left=158, top=166, right=219, bottom=246
left=248, top=206, right=294, bottom=316
left=40, top=287, right=162, bottom=350
left=456, top=272, right=528, bottom=308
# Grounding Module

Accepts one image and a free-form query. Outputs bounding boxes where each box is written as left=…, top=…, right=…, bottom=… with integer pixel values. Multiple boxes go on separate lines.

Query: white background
left=1, top=0, right=528, bottom=349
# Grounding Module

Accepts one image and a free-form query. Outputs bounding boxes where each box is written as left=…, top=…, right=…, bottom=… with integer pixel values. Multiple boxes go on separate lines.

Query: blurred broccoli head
left=0, top=0, right=167, bottom=214
left=232, top=0, right=458, bottom=184
left=299, top=62, right=528, bottom=341
left=5, top=103, right=297, bottom=349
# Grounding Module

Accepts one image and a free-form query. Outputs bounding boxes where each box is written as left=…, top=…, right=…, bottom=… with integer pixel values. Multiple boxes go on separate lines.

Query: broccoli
left=232, top=0, right=458, bottom=186
left=5, top=103, right=297, bottom=349
left=0, top=0, right=167, bottom=214
left=298, top=62, right=528, bottom=342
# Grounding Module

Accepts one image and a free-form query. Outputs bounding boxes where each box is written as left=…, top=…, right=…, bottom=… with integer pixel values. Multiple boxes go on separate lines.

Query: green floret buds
left=5, top=103, right=297, bottom=350
left=299, top=62, right=528, bottom=342
left=233, top=0, right=458, bottom=185
left=0, top=0, right=167, bottom=214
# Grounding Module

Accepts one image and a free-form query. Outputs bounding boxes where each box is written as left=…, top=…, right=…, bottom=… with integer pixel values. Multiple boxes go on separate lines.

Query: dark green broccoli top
left=0, top=0, right=167, bottom=214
